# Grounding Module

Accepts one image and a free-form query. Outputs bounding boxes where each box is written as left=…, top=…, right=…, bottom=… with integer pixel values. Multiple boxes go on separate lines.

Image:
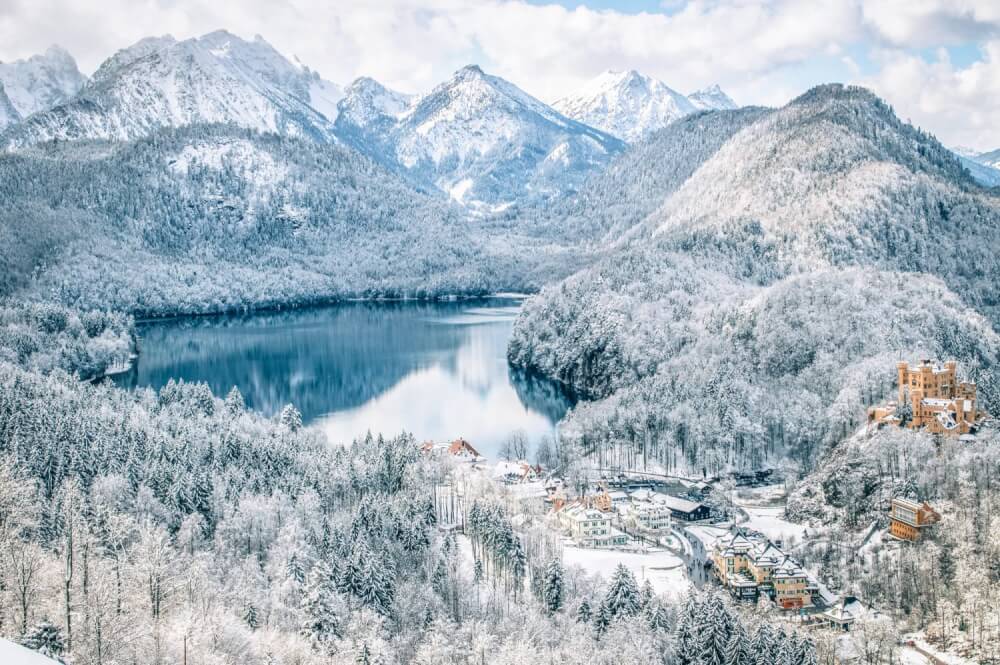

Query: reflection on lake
left=115, top=298, right=574, bottom=458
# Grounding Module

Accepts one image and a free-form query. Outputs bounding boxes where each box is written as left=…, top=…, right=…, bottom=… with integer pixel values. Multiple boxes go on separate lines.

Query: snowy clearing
left=563, top=546, right=690, bottom=599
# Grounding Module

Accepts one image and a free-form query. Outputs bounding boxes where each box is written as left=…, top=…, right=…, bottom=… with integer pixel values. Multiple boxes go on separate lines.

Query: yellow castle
left=868, top=360, right=981, bottom=436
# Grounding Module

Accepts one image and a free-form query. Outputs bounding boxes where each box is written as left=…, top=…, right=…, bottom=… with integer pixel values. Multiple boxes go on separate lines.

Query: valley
left=1, top=21, right=999, bottom=665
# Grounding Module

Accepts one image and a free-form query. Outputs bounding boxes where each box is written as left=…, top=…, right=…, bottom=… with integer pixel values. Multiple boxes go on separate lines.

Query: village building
left=556, top=502, right=628, bottom=548
left=656, top=494, right=711, bottom=521
left=888, top=497, right=940, bottom=542
left=620, top=501, right=672, bottom=533
left=868, top=360, right=983, bottom=436
left=420, top=438, right=484, bottom=461
left=711, top=530, right=816, bottom=608
left=818, top=596, right=871, bottom=632
left=493, top=460, right=543, bottom=484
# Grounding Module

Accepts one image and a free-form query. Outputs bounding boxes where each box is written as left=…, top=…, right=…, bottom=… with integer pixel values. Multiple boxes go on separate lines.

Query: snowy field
left=563, top=546, right=690, bottom=599
left=0, top=639, right=59, bottom=665
left=741, top=506, right=809, bottom=545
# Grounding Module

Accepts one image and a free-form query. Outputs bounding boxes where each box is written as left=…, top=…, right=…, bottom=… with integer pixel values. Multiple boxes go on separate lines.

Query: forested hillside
left=0, top=125, right=578, bottom=316
left=510, top=85, right=1000, bottom=476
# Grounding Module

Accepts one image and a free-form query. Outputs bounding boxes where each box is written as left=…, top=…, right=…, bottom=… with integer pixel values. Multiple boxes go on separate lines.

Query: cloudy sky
left=1, top=0, right=999, bottom=149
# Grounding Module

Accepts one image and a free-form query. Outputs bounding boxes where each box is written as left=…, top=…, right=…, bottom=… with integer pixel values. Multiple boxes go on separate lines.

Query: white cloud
left=864, top=41, right=1000, bottom=149
left=0, top=0, right=997, bottom=148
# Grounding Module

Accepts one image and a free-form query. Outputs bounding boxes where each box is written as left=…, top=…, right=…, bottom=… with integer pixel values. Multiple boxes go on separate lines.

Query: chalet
left=448, top=438, right=482, bottom=459
left=888, top=497, right=940, bottom=542
left=657, top=494, right=710, bottom=521
left=420, top=438, right=484, bottom=461
left=868, top=360, right=985, bottom=436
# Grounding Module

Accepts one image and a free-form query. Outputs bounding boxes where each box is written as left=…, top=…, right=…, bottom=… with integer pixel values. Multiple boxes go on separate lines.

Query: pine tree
left=473, top=558, right=483, bottom=585
left=279, top=404, right=302, bottom=432
left=543, top=557, right=563, bottom=613
left=225, top=386, right=244, bottom=416
left=593, top=598, right=611, bottom=638
left=357, top=643, right=372, bottom=665
left=647, top=603, right=670, bottom=632
left=432, top=558, right=448, bottom=597
left=723, top=623, right=749, bottom=665
left=244, top=603, right=260, bottom=631
left=674, top=612, right=698, bottom=665
left=603, top=564, right=640, bottom=620
left=22, top=618, right=65, bottom=658
left=576, top=600, right=592, bottom=623
left=640, top=579, right=654, bottom=609
left=301, top=560, right=340, bottom=652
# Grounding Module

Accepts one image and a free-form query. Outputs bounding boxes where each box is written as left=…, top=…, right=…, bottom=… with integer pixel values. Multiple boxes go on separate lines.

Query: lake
left=113, top=297, right=574, bottom=459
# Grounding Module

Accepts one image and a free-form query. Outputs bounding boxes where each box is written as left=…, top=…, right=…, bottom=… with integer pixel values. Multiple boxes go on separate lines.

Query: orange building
left=868, top=360, right=982, bottom=436
left=888, top=497, right=940, bottom=541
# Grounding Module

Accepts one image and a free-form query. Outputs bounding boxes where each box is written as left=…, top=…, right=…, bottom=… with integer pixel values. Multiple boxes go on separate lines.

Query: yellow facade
left=868, top=359, right=982, bottom=436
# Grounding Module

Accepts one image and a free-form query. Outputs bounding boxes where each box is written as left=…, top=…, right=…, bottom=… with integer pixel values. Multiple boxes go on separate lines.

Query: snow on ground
left=902, top=634, right=979, bottom=665
left=741, top=506, right=809, bottom=545
left=0, top=638, right=60, bottom=665
left=563, top=545, right=690, bottom=600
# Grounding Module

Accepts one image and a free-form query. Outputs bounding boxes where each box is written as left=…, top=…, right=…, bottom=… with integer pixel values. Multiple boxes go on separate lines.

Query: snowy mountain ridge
left=1, top=31, right=342, bottom=149
left=553, top=70, right=736, bottom=142
left=0, top=45, right=86, bottom=127
left=343, top=64, right=625, bottom=207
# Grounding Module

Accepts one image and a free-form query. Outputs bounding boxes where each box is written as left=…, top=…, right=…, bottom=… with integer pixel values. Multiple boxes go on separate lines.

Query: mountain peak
left=687, top=84, right=736, bottom=111
left=553, top=69, right=696, bottom=142
left=0, top=44, right=86, bottom=119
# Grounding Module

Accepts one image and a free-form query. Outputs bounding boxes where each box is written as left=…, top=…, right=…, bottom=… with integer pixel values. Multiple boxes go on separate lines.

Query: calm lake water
left=114, top=298, right=574, bottom=458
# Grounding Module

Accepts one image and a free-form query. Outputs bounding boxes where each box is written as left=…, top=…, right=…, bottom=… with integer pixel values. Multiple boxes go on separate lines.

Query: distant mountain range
left=1, top=31, right=341, bottom=147
left=0, top=32, right=737, bottom=208
left=552, top=70, right=735, bottom=142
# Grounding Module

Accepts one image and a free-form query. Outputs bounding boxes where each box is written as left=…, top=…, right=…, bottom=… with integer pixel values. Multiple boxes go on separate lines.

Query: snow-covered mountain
left=1, top=31, right=341, bottom=149
left=0, top=45, right=86, bottom=124
left=0, top=84, right=19, bottom=129
left=687, top=84, right=737, bottom=111
left=341, top=65, right=624, bottom=207
left=973, top=147, right=1000, bottom=170
left=552, top=70, right=695, bottom=143
left=553, top=70, right=736, bottom=142
left=332, top=77, right=413, bottom=164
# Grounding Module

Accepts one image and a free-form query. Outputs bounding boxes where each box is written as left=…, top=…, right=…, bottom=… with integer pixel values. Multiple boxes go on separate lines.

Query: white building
left=621, top=501, right=672, bottom=532
left=557, top=503, right=628, bottom=548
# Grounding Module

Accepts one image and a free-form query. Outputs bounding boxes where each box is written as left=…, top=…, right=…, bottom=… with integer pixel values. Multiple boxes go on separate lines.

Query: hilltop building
left=711, top=530, right=816, bottom=609
left=868, top=360, right=983, bottom=436
left=888, top=497, right=940, bottom=542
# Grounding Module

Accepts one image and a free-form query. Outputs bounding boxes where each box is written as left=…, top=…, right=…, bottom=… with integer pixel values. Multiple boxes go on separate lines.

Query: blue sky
left=1, top=0, right=999, bottom=148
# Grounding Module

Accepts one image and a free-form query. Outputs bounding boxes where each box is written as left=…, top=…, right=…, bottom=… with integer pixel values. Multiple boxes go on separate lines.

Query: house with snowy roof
left=654, top=494, right=710, bottom=521
left=711, top=529, right=816, bottom=608
left=555, top=502, right=628, bottom=548
left=620, top=501, right=672, bottom=533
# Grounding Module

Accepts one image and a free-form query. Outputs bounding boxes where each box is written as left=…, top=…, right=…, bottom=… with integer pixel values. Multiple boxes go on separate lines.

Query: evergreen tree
left=640, top=579, right=655, bottom=609
left=576, top=600, right=592, bottom=623
left=22, top=618, right=65, bottom=658
left=357, top=643, right=372, bottom=665
left=593, top=598, right=611, bottom=638
left=279, top=404, right=302, bottom=432
left=244, top=603, right=260, bottom=631
left=543, top=557, right=563, bottom=613
left=603, top=564, right=641, bottom=620
left=301, top=560, right=340, bottom=651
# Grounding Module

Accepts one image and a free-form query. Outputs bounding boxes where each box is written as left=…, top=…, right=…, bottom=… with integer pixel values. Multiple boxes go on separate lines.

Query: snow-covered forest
left=0, top=304, right=816, bottom=664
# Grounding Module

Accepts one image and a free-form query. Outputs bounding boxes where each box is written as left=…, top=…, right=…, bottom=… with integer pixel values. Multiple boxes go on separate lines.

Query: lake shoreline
left=130, top=291, right=534, bottom=325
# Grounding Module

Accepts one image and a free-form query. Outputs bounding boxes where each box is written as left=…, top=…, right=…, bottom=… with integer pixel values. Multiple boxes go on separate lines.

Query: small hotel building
left=888, top=497, right=940, bottom=542
left=711, top=530, right=816, bottom=608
